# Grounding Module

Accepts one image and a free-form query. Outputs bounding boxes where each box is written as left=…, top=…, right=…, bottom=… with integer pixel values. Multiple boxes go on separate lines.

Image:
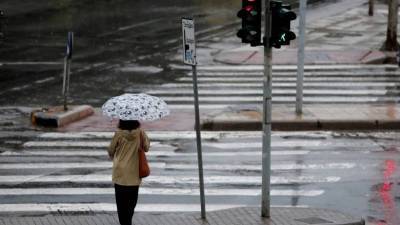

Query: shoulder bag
left=138, top=131, right=150, bottom=178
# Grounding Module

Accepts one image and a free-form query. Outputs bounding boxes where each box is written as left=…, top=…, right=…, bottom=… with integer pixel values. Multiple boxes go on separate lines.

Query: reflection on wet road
left=0, top=130, right=398, bottom=224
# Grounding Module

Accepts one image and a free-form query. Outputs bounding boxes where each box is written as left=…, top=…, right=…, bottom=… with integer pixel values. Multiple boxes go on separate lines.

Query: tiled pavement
left=0, top=207, right=365, bottom=225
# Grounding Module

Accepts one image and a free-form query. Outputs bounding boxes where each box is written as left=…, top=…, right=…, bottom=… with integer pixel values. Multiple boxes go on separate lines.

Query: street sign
left=182, top=16, right=205, bottom=219
left=65, top=32, right=73, bottom=59
left=182, top=17, right=196, bottom=65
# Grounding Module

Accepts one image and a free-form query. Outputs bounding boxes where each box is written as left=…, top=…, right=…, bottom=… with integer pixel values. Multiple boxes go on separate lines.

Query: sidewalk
left=58, top=104, right=400, bottom=132
left=214, top=1, right=396, bottom=65
left=0, top=207, right=365, bottom=225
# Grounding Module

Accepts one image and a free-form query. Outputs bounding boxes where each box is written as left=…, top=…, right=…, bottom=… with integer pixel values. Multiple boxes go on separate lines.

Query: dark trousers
left=114, top=184, right=139, bottom=225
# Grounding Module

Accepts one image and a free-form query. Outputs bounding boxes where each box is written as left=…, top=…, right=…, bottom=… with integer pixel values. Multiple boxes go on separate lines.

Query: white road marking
left=38, top=131, right=224, bottom=140
left=0, top=175, right=340, bottom=185
left=193, top=71, right=400, bottom=77
left=203, top=141, right=378, bottom=149
left=0, top=203, right=308, bottom=213
left=23, top=141, right=109, bottom=148
left=195, top=64, right=397, bottom=71
left=3, top=150, right=311, bottom=157
left=0, top=188, right=324, bottom=197
left=23, top=141, right=173, bottom=148
left=23, top=139, right=378, bottom=149
left=147, top=89, right=392, bottom=96
left=179, top=77, right=400, bottom=82
left=0, top=162, right=355, bottom=170
left=34, top=77, right=55, bottom=84
left=161, top=82, right=399, bottom=88
left=153, top=95, right=398, bottom=105
left=161, top=96, right=399, bottom=103
left=0, top=62, right=63, bottom=65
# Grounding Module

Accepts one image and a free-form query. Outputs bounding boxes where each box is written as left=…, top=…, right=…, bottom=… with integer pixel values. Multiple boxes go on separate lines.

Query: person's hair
left=118, top=120, right=140, bottom=130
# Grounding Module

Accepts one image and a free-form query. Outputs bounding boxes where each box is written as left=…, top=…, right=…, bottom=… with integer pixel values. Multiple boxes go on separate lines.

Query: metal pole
left=385, top=0, right=398, bottom=51
left=261, top=0, right=272, bottom=218
left=368, top=0, right=374, bottom=16
left=192, top=64, right=206, bottom=219
left=296, top=0, right=306, bottom=115
left=62, top=57, right=69, bottom=111
left=62, top=32, right=73, bottom=111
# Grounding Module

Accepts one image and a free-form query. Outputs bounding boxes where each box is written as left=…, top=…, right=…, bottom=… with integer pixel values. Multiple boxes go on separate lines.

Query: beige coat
left=108, top=128, right=150, bottom=186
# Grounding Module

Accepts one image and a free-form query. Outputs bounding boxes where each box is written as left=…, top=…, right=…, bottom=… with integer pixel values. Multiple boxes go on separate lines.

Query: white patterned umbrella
left=102, top=93, right=170, bottom=121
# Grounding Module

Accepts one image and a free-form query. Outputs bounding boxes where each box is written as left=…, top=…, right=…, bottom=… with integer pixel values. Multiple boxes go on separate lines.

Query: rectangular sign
left=65, top=32, right=73, bottom=59
left=182, top=18, right=196, bottom=65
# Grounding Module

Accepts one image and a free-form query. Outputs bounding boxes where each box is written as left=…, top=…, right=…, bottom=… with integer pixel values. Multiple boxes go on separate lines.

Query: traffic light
left=270, top=1, right=296, bottom=48
left=237, top=0, right=262, bottom=47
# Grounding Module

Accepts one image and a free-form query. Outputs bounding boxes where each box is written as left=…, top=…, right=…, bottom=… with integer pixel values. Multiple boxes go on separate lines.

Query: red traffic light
left=237, top=0, right=261, bottom=46
left=245, top=5, right=254, bottom=12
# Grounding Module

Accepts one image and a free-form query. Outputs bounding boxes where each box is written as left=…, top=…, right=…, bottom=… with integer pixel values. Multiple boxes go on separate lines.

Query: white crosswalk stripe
left=3, top=150, right=312, bottom=156
left=0, top=162, right=356, bottom=170
left=0, top=131, right=368, bottom=214
left=0, top=188, right=324, bottom=197
left=185, top=64, right=398, bottom=71
left=0, top=203, right=309, bottom=213
left=0, top=175, right=341, bottom=185
left=142, top=64, right=400, bottom=107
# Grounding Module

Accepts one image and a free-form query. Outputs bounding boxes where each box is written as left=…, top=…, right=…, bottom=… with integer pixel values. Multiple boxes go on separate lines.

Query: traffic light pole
left=261, top=0, right=272, bottom=218
left=236, top=0, right=296, bottom=218
left=296, top=0, right=306, bottom=115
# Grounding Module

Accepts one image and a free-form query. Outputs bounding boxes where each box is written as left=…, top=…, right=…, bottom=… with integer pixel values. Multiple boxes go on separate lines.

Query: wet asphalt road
left=0, top=0, right=340, bottom=107
left=0, top=130, right=399, bottom=224
left=0, top=0, right=244, bottom=107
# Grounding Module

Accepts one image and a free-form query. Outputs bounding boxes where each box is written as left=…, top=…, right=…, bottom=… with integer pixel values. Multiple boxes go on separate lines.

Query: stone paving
left=0, top=207, right=365, bottom=225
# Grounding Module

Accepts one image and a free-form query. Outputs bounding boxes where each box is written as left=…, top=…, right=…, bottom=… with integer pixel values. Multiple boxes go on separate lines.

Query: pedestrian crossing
left=0, top=131, right=385, bottom=214
left=145, top=64, right=400, bottom=109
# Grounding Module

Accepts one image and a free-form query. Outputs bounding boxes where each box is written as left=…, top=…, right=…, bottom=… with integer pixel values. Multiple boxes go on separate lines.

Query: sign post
left=62, top=32, right=73, bottom=111
left=182, top=17, right=206, bottom=219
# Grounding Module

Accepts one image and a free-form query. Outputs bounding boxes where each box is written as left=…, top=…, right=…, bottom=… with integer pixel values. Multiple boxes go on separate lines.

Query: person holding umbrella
left=102, top=93, right=169, bottom=225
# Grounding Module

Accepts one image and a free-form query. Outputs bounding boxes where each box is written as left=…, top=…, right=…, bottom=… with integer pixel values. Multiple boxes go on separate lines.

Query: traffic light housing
left=237, top=0, right=262, bottom=47
left=270, top=1, right=296, bottom=48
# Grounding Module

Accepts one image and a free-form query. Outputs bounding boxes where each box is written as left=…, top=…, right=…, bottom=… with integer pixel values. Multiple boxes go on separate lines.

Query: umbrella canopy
left=102, top=93, right=170, bottom=121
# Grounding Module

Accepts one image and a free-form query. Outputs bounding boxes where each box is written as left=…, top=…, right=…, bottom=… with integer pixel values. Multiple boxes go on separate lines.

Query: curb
left=31, top=105, right=94, bottom=128
left=276, top=119, right=400, bottom=131
left=201, top=119, right=400, bottom=131
left=360, top=51, right=389, bottom=64
left=201, top=107, right=400, bottom=131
